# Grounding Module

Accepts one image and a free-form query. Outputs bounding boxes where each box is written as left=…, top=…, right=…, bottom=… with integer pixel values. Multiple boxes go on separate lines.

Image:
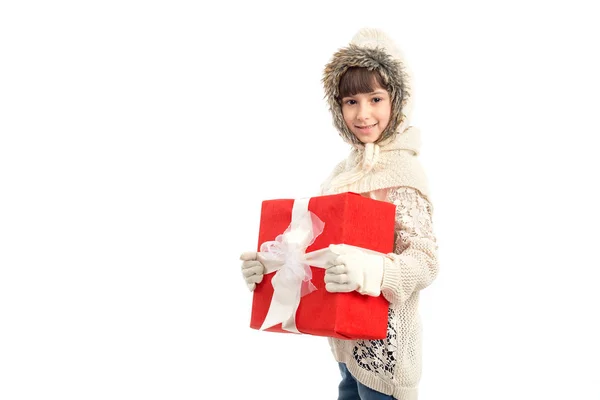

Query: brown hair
left=338, top=67, right=388, bottom=101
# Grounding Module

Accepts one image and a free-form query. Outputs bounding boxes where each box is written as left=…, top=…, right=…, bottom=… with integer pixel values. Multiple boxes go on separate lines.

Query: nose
left=356, top=104, right=370, bottom=122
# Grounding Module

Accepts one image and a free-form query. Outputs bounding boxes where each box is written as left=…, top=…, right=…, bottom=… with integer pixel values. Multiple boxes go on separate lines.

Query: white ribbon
left=257, top=198, right=383, bottom=333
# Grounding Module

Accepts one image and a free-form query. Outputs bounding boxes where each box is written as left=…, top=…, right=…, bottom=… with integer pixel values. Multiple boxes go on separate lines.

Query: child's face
left=340, top=83, right=391, bottom=144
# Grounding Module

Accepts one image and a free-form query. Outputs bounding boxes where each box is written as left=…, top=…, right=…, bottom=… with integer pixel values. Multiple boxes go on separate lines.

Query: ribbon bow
left=258, top=198, right=324, bottom=332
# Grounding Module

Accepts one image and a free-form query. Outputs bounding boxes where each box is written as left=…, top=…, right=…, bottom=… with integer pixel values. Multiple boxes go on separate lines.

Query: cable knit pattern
left=327, top=187, right=438, bottom=400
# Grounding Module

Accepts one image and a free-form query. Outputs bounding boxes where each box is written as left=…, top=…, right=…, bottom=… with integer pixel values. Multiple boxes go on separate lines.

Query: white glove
left=240, top=251, right=266, bottom=292
left=324, top=244, right=385, bottom=296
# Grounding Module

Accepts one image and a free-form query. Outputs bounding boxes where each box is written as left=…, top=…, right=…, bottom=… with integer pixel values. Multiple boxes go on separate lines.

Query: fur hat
left=322, top=28, right=412, bottom=146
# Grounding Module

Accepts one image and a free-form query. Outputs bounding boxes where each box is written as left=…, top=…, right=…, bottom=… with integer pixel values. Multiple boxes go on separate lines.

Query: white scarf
left=320, top=127, right=430, bottom=202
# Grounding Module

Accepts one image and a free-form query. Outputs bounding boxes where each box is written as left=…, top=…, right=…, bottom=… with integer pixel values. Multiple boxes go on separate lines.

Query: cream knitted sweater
left=323, top=185, right=438, bottom=400
left=320, top=138, right=439, bottom=399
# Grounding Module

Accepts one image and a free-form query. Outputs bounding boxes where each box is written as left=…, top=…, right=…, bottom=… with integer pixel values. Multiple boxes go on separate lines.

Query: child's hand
left=324, top=245, right=384, bottom=296
left=240, top=251, right=265, bottom=292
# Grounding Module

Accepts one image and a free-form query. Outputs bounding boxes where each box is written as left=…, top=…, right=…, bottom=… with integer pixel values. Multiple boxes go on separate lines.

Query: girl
left=241, top=27, right=438, bottom=400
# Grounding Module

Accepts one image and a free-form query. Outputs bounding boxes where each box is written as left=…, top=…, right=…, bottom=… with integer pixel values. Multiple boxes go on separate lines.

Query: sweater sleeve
left=380, top=186, right=439, bottom=306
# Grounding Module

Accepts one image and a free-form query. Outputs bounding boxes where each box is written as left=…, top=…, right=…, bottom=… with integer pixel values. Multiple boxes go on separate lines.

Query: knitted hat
left=322, top=28, right=413, bottom=146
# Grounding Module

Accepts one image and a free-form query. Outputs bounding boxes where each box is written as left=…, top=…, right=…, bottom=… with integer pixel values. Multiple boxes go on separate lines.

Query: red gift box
left=250, top=192, right=396, bottom=339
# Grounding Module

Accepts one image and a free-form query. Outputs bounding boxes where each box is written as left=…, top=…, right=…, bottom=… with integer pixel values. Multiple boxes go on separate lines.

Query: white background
left=1, top=1, right=599, bottom=399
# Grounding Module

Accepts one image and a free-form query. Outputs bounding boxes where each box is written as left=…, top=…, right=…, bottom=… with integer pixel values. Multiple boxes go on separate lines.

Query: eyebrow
left=342, top=90, right=388, bottom=99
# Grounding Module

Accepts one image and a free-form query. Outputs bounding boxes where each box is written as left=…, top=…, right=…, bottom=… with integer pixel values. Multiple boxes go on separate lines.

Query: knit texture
left=319, top=126, right=429, bottom=200
left=326, top=187, right=438, bottom=400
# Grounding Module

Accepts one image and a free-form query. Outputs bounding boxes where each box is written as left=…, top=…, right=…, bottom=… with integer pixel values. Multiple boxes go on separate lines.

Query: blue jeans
left=338, top=363, right=396, bottom=400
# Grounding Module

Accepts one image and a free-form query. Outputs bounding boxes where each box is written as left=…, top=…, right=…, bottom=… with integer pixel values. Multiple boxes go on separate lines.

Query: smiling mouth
left=356, top=123, right=377, bottom=129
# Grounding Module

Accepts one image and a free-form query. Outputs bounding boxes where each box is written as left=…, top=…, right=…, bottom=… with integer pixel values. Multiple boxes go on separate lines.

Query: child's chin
left=356, top=133, right=381, bottom=144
